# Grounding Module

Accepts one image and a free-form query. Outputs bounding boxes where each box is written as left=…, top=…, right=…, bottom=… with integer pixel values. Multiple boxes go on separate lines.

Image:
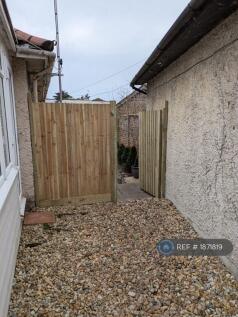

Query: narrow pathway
left=117, top=183, right=151, bottom=201
left=9, top=199, right=238, bottom=317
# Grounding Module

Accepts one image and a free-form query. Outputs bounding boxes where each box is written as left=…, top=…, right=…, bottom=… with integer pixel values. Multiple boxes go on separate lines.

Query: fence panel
left=30, top=102, right=117, bottom=207
left=139, top=108, right=168, bottom=198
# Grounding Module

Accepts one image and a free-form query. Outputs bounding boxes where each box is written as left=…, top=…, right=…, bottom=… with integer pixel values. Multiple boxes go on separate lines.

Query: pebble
left=8, top=199, right=238, bottom=317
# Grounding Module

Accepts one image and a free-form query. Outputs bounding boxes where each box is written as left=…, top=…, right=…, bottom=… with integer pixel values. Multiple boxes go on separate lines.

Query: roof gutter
left=130, top=0, right=206, bottom=88
left=16, top=45, right=56, bottom=60
left=15, top=45, right=55, bottom=102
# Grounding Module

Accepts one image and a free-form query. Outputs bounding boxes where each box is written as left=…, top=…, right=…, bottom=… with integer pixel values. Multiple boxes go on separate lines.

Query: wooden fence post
left=158, top=109, right=163, bottom=198
left=161, top=101, right=168, bottom=198
left=27, top=93, right=39, bottom=206
left=111, top=101, right=117, bottom=203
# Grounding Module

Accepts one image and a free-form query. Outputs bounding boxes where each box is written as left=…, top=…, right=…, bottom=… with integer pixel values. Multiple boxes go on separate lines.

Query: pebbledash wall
left=147, top=10, right=238, bottom=276
left=12, top=58, right=35, bottom=207
left=117, top=91, right=146, bottom=149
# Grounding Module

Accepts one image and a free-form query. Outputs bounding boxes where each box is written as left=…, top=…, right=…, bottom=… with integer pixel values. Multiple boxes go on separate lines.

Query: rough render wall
left=117, top=93, right=146, bottom=148
left=147, top=10, right=238, bottom=276
left=12, top=58, right=35, bottom=205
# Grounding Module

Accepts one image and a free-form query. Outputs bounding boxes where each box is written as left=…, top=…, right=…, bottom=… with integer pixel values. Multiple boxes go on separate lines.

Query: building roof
left=92, top=98, right=105, bottom=102
left=131, top=0, right=238, bottom=88
left=15, top=29, right=55, bottom=52
left=117, top=90, right=137, bottom=107
left=1, top=0, right=55, bottom=52
left=0, top=0, right=56, bottom=101
left=117, top=84, right=147, bottom=106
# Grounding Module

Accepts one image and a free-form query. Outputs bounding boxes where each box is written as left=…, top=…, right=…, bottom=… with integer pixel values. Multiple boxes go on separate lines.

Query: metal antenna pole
left=54, top=0, right=63, bottom=102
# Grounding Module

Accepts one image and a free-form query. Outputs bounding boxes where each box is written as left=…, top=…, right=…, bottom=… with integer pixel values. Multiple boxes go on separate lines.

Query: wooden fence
left=29, top=101, right=117, bottom=207
left=139, top=103, right=168, bottom=198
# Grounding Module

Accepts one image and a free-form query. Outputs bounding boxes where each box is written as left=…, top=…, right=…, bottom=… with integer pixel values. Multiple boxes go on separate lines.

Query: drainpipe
left=31, top=66, right=52, bottom=102
left=130, top=84, right=147, bottom=95
left=33, top=79, right=38, bottom=103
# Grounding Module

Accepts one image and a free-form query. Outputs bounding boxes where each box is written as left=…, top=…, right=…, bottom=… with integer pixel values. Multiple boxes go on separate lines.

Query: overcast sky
left=7, top=0, right=190, bottom=101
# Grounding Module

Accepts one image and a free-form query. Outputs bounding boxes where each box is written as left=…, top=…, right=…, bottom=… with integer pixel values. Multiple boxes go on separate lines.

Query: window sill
left=0, top=166, right=19, bottom=212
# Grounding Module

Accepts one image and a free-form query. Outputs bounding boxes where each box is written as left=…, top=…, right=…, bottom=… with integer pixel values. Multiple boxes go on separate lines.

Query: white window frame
left=6, top=65, right=22, bottom=196
left=0, top=58, right=8, bottom=184
left=7, top=68, right=19, bottom=166
left=0, top=44, right=20, bottom=193
left=3, top=68, right=18, bottom=166
left=0, top=46, right=3, bottom=185
left=0, top=119, right=5, bottom=187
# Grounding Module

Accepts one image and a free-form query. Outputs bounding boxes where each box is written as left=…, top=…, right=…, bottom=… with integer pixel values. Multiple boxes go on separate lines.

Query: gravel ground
left=9, top=199, right=238, bottom=317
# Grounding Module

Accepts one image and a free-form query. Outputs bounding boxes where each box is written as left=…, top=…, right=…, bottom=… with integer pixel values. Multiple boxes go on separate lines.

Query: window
left=0, top=48, right=19, bottom=189
left=0, top=76, right=10, bottom=167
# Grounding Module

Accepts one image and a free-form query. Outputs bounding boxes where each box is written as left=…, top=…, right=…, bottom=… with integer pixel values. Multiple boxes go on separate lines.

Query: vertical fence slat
left=161, top=102, right=168, bottom=198
left=149, top=111, right=151, bottom=193
left=146, top=112, right=148, bottom=192
left=154, top=111, right=159, bottom=197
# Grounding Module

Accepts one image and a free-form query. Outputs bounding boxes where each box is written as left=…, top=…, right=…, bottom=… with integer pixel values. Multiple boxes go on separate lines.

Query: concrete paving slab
left=24, top=212, right=56, bottom=225
left=117, top=183, right=151, bottom=201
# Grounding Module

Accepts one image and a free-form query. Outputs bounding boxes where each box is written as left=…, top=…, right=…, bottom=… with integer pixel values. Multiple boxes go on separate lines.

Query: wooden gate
left=139, top=103, right=168, bottom=198
left=29, top=101, right=117, bottom=207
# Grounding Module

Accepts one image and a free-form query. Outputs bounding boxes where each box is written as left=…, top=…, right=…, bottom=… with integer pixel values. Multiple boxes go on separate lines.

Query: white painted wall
left=0, top=172, right=21, bottom=317
left=0, top=36, right=22, bottom=316
left=147, top=10, right=238, bottom=277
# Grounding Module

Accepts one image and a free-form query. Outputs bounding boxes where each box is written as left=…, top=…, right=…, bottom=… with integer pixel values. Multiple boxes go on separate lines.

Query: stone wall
left=117, top=91, right=146, bottom=149
left=147, top=10, right=238, bottom=277
left=12, top=58, right=35, bottom=207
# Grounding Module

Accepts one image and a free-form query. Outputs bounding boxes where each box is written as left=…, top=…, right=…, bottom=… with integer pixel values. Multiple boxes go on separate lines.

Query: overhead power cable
left=89, top=83, right=131, bottom=98
left=71, top=58, right=145, bottom=95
